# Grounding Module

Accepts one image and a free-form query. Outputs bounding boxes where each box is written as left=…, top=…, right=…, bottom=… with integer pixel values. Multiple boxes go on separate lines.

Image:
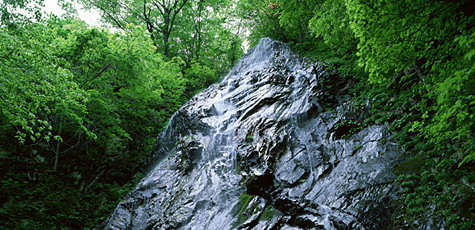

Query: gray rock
left=98, top=38, right=403, bottom=230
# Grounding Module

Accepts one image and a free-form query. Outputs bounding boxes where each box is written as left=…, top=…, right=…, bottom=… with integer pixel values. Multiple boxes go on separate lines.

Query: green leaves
left=184, top=61, right=219, bottom=96
left=309, top=0, right=355, bottom=51
left=237, top=0, right=319, bottom=46
left=0, top=15, right=192, bottom=229
left=338, top=0, right=475, bottom=227
left=0, top=21, right=90, bottom=148
left=304, top=0, right=475, bottom=226
left=53, top=22, right=187, bottom=154
left=345, top=0, right=471, bottom=84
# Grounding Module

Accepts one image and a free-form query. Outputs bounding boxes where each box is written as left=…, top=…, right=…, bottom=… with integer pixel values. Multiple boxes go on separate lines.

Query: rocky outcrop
left=99, top=38, right=403, bottom=230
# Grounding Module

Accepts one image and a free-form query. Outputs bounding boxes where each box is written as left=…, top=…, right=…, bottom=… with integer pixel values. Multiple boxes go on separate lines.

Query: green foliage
left=237, top=0, right=319, bottom=47
left=236, top=0, right=283, bottom=45
left=251, top=0, right=475, bottom=227
left=395, top=158, right=475, bottom=229
left=54, top=22, right=187, bottom=151
left=427, top=28, right=475, bottom=167
left=0, top=0, right=45, bottom=25
left=78, top=0, right=243, bottom=74
left=333, top=119, right=364, bottom=138
left=238, top=0, right=361, bottom=76
left=337, top=0, right=475, bottom=227
left=345, top=0, right=473, bottom=82
left=0, top=1, right=241, bottom=229
left=306, top=0, right=361, bottom=75
left=276, top=0, right=316, bottom=43
left=309, top=0, right=355, bottom=53
left=0, top=18, right=93, bottom=153
left=2, top=0, right=474, bottom=228
left=173, top=0, right=244, bottom=74
left=183, top=61, right=219, bottom=97
left=79, top=0, right=190, bottom=58
left=0, top=14, right=185, bottom=229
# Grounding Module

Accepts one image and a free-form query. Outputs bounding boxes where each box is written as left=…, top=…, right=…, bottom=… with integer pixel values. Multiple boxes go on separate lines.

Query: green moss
left=237, top=193, right=254, bottom=213
left=245, top=135, right=253, bottom=144
left=353, top=144, right=363, bottom=151
left=236, top=164, right=241, bottom=175
left=232, top=193, right=255, bottom=228
left=259, top=205, right=275, bottom=220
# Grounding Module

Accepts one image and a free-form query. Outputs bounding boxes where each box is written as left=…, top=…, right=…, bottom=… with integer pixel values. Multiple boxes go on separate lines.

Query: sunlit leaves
left=345, top=0, right=469, bottom=83
left=53, top=22, right=184, bottom=153
left=0, top=22, right=90, bottom=148
left=342, top=0, right=475, bottom=165
left=335, top=0, right=475, bottom=227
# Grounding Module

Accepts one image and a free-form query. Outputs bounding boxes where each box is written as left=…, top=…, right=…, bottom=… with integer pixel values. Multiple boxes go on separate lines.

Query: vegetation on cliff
left=240, top=0, right=475, bottom=228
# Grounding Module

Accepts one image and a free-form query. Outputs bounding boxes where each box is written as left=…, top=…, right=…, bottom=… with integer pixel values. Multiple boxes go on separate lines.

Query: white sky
left=42, top=0, right=102, bottom=27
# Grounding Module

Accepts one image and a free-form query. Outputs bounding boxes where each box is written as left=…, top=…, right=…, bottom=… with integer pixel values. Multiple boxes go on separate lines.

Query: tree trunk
left=163, top=12, right=171, bottom=58
left=195, top=0, right=203, bottom=60
left=230, top=40, right=237, bottom=68
left=53, top=117, right=63, bottom=171
left=163, top=32, right=170, bottom=58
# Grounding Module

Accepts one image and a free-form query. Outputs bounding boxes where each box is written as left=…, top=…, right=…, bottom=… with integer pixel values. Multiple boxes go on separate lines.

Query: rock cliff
left=99, top=38, right=403, bottom=230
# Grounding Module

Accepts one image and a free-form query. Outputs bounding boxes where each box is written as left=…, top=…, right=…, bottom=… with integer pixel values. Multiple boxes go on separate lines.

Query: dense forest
left=1, top=0, right=474, bottom=229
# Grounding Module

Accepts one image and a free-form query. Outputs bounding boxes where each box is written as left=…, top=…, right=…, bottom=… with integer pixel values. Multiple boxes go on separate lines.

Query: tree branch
left=81, top=64, right=112, bottom=89
left=169, top=0, right=189, bottom=36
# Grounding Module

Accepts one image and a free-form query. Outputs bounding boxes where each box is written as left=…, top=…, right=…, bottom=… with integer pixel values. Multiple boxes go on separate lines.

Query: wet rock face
left=99, top=38, right=403, bottom=230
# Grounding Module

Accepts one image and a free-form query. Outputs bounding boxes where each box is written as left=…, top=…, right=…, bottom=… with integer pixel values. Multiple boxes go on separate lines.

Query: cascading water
left=99, top=38, right=404, bottom=230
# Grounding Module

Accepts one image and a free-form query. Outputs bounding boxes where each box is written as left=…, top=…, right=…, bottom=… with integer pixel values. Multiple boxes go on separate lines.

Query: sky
left=42, top=0, right=102, bottom=26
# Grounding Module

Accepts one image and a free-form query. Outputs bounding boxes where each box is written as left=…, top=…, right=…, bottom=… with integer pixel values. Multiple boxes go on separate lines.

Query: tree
left=172, top=0, right=243, bottom=73
left=341, top=0, right=475, bottom=227
left=345, top=0, right=472, bottom=82
left=0, top=0, right=45, bottom=25
left=344, top=0, right=475, bottom=160
left=309, top=0, right=356, bottom=55
left=78, top=0, right=243, bottom=95
left=235, top=0, right=286, bottom=45
left=79, top=0, right=189, bottom=58
left=0, top=19, right=94, bottom=171
left=235, top=0, right=320, bottom=48
left=0, top=15, right=187, bottom=228
left=54, top=20, right=187, bottom=157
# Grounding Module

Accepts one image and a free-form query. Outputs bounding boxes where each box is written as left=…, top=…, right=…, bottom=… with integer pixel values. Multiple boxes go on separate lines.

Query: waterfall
left=100, top=38, right=403, bottom=230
